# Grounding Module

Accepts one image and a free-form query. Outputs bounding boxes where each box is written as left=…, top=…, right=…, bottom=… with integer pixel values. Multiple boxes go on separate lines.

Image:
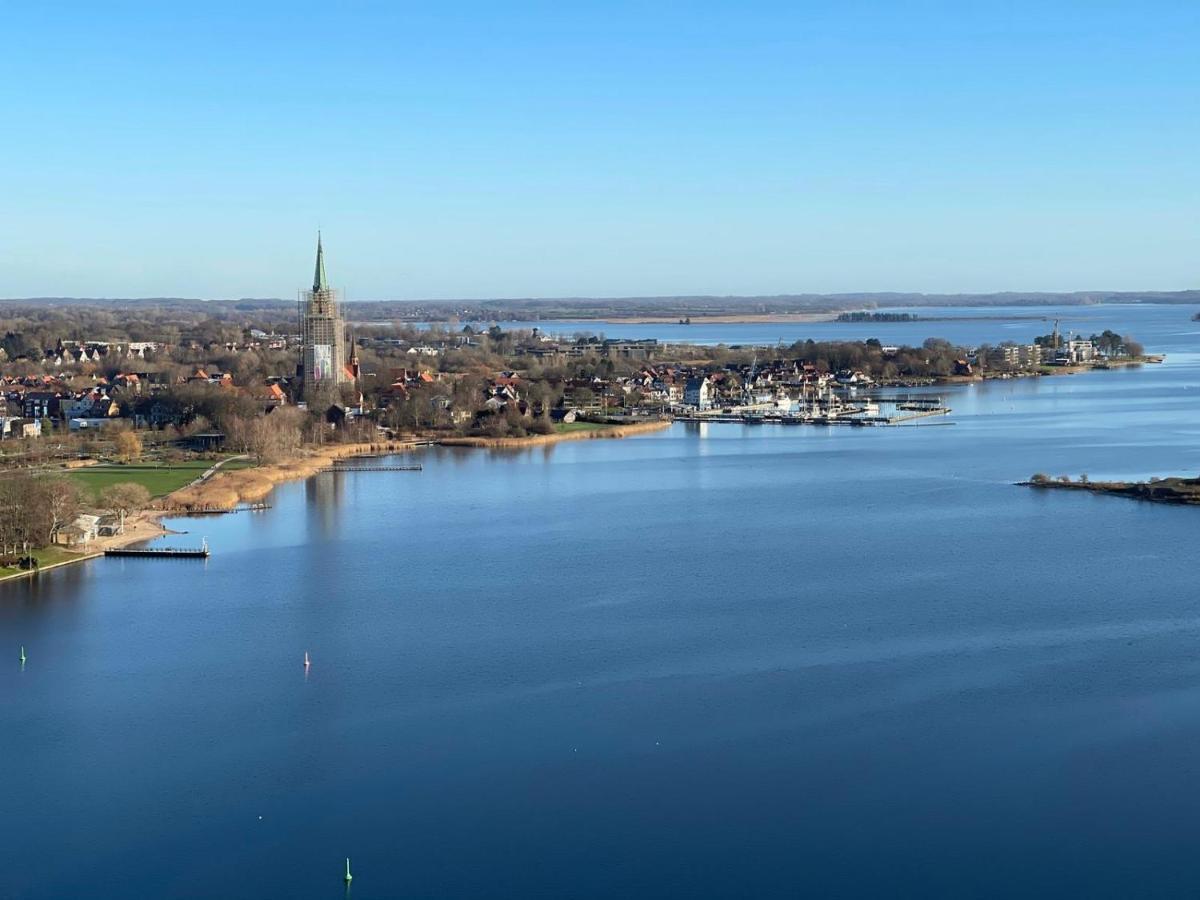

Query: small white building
left=57, top=514, right=101, bottom=547
left=69, top=417, right=121, bottom=432
left=1054, top=338, right=1097, bottom=365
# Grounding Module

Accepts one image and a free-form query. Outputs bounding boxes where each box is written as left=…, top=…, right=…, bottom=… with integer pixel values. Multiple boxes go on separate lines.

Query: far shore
left=598, top=312, right=837, bottom=324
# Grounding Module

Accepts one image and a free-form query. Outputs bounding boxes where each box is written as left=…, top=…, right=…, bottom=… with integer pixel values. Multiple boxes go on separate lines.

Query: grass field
left=0, top=545, right=94, bottom=581
left=553, top=421, right=610, bottom=433
left=69, top=457, right=252, bottom=500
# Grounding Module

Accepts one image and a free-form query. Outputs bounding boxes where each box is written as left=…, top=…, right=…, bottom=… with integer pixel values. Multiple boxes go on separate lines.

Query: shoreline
left=0, top=441, right=422, bottom=584
left=2, top=424, right=670, bottom=584
left=157, top=440, right=423, bottom=513
left=436, top=419, right=671, bottom=448
left=926, top=356, right=1156, bottom=387
left=0, top=353, right=1157, bottom=586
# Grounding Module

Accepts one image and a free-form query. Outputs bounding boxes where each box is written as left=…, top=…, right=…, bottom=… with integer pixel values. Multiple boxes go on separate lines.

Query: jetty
left=320, top=464, right=422, bottom=472
left=188, top=502, right=272, bottom=515
left=106, top=539, right=210, bottom=559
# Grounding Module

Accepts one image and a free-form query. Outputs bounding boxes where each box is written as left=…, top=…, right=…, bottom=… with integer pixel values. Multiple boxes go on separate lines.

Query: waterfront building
left=1051, top=337, right=1097, bottom=365
left=684, top=376, right=713, bottom=410
left=56, top=513, right=100, bottom=547
left=299, top=234, right=350, bottom=400
left=601, top=339, right=658, bottom=360
left=1064, top=338, right=1096, bottom=363
left=992, top=344, right=1045, bottom=368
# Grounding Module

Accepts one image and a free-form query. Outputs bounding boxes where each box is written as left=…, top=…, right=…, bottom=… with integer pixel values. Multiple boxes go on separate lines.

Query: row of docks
left=675, top=395, right=950, bottom=427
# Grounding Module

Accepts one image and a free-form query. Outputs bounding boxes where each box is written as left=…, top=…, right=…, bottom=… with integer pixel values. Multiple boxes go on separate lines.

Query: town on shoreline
left=0, top=242, right=1166, bottom=581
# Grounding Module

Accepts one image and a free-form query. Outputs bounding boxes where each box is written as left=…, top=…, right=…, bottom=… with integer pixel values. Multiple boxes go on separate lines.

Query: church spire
left=313, top=232, right=328, bottom=293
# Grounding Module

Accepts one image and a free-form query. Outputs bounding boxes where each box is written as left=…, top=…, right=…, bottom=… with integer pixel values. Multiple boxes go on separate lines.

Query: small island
left=1021, top=472, right=1200, bottom=505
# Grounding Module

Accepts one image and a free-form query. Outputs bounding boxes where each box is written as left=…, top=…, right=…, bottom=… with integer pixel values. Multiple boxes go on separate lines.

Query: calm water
left=5, top=306, right=1200, bottom=898
left=495, top=302, right=1200, bottom=347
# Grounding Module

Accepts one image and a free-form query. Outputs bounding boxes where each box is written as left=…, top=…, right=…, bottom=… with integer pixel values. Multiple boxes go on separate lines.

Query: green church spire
left=313, top=232, right=328, bottom=293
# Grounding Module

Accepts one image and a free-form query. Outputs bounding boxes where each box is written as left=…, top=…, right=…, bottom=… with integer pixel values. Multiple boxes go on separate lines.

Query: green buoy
left=344, top=857, right=353, bottom=885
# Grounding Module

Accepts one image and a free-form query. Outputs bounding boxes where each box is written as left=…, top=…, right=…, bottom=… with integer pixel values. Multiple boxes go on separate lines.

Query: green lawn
left=69, top=456, right=252, bottom=500
left=554, top=421, right=609, bottom=433
left=0, top=546, right=92, bottom=581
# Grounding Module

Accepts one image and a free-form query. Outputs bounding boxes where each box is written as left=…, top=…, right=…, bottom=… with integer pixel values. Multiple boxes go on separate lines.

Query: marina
left=674, top=408, right=950, bottom=426
left=674, top=393, right=951, bottom=426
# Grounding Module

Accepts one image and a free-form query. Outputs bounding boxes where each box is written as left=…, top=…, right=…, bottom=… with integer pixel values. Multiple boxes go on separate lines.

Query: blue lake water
left=489, top=303, right=1200, bottom=348
left=4, top=305, right=1200, bottom=898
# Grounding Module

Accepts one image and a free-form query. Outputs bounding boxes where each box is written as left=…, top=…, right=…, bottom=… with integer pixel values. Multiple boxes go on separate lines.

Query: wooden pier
left=189, top=502, right=272, bottom=515
left=320, top=464, right=423, bottom=472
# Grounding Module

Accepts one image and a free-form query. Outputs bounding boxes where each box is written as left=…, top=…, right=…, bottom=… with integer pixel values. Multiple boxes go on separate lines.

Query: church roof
left=313, top=233, right=328, bottom=293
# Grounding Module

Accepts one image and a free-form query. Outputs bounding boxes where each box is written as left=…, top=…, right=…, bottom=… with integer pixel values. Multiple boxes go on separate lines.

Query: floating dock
left=105, top=543, right=209, bottom=559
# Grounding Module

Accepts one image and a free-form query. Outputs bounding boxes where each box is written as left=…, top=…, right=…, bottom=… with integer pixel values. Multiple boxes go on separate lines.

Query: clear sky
left=3, top=1, right=1198, bottom=300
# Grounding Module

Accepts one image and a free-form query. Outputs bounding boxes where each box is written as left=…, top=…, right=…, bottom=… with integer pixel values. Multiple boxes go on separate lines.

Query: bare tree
left=99, top=483, right=152, bottom=534
left=0, top=472, right=56, bottom=553
left=44, top=476, right=82, bottom=545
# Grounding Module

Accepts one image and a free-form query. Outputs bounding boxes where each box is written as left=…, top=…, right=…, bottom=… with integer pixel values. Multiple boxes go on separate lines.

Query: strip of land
left=437, top=419, right=670, bottom=447
left=600, top=313, right=836, bottom=324
left=1021, top=475, right=1200, bottom=506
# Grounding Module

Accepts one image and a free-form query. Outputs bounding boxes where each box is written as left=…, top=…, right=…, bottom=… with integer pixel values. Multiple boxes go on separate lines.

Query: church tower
left=299, top=233, right=349, bottom=400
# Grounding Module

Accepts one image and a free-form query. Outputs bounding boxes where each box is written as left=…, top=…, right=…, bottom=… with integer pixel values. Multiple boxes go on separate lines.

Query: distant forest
left=3, top=290, right=1200, bottom=324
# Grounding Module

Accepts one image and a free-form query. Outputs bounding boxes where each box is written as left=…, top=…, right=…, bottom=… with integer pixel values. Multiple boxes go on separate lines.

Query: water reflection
left=306, top=470, right=345, bottom=538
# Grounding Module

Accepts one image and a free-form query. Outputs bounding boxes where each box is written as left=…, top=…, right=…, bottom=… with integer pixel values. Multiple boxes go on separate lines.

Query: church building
left=298, top=234, right=354, bottom=399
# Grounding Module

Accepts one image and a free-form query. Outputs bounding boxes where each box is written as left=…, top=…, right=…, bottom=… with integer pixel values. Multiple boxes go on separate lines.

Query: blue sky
left=3, top=1, right=1198, bottom=299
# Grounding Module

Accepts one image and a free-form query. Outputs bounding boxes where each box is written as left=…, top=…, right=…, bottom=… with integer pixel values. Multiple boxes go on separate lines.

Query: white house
left=57, top=514, right=101, bottom=547
left=684, top=376, right=713, bottom=410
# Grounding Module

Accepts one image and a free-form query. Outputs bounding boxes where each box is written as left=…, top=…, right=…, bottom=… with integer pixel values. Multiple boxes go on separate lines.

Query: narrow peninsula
left=1021, top=473, right=1200, bottom=506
